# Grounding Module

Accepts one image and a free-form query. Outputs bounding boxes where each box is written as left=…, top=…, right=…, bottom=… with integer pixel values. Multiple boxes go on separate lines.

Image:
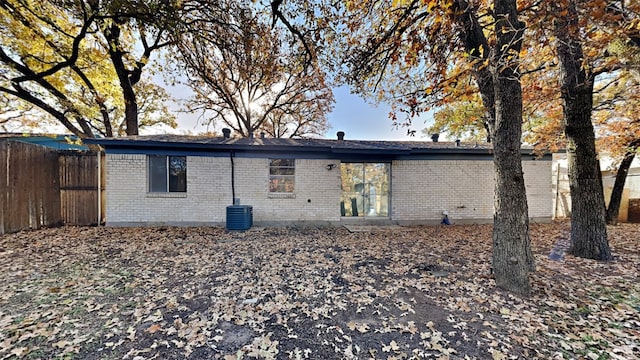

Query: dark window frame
left=148, top=155, right=187, bottom=193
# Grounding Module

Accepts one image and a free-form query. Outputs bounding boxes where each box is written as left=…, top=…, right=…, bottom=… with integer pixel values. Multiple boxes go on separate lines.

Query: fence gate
left=59, top=151, right=100, bottom=226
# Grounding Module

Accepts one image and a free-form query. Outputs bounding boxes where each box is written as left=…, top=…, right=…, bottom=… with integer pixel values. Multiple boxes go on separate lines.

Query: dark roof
left=84, top=134, right=546, bottom=159
left=86, top=134, right=498, bottom=152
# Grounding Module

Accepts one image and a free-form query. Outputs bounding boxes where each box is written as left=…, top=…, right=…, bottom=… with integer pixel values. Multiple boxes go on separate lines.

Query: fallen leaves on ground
left=0, top=222, right=638, bottom=359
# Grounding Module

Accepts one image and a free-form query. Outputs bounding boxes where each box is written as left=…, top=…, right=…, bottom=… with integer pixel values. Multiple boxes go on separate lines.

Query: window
left=148, top=155, right=187, bottom=192
left=269, top=159, right=295, bottom=193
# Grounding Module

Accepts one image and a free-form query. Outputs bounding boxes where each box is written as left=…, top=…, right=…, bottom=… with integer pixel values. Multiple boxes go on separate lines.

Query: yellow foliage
left=0, top=0, right=176, bottom=136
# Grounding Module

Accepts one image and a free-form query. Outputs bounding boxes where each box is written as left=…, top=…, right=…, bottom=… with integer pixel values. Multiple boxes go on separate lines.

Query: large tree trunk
left=489, top=0, right=532, bottom=296
left=104, top=23, right=139, bottom=136
left=454, top=0, right=532, bottom=295
left=606, top=141, right=639, bottom=224
left=491, top=87, right=532, bottom=295
left=554, top=0, right=612, bottom=260
left=121, top=85, right=139, bottom=136
left=564, top=115, right=611, bottom=259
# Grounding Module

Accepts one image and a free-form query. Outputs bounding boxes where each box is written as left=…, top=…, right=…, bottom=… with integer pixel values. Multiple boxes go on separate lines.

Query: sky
left=3, top=81, right=434, bottom=141
left=171, top=85, right=433, bottom=142
left=325, top=86, right=427, bottom=141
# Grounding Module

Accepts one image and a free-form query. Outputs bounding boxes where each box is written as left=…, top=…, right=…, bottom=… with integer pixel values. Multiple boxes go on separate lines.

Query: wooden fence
left=59, top=151, right=100, bottom=226
left=628, top=199, right=640, bottom=223
left=0, top=140, right=100, bottom=234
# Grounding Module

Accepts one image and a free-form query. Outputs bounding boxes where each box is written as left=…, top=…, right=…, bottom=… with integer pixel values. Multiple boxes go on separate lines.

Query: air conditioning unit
left=226, top=205, right=253, bottom=230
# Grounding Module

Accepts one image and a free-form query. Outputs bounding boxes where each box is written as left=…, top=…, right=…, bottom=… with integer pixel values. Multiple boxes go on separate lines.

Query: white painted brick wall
left=105, top=154, right=341, bottom=225
left=231, top=158, right=341, bottom=222
left=105, top=154, right=552, bottom=225
left=391, top=159, right=552, bottom=222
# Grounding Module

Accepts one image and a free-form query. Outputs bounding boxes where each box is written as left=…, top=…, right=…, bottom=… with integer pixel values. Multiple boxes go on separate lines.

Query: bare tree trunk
left=554, top=0, right=612, bottom=260
left=564, top=117, right=611, bottom=259
left=454, top=0, right=532, bottom=295
left=606, top=141, right=639, bottom=224
left=110, top=55, right=139, bottom=136
left=103, top=22, right=139, bottom=136
left=489, top=0, right=532, bottom=296
left=122, top=86, right=139, bottom=136
left=491, top=94, right=532, bottom=295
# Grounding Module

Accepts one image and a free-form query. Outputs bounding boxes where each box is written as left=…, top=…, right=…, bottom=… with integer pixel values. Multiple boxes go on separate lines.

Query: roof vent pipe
left=260, top=132, right=265, bottom=139
left=455, top=139, right=461, bottom=147
left=431, top=133, right=439, bottom=142
left=222, top=128, right=231, bottom=139
left=337, top=131, right=345, bottom=141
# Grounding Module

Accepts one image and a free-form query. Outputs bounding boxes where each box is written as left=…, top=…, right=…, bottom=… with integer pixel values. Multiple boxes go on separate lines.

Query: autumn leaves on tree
left=0, top=0, right=334, bottom=139
left=0, top=0, right=180, bottom=137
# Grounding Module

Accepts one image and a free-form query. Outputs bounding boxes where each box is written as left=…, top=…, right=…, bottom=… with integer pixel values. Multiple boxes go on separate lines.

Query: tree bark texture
left=454, top=0, right=495, bottom=133
left=104, top=23, right=139, bottom=136
left=554, top=0, right=612, bottom=260
left=453, top=0, right=533, bottom=295
left=489, top=0, right=532, bottom=296
left=605, top=141, right=639, bottom=224
left=491, top=90, right=532, bottom=295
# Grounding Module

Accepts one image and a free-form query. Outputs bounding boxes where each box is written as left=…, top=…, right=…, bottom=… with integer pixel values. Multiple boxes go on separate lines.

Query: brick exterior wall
left=105, top=154, right=341, bottom=226
left=104, top=154, right=552, bottom=226
left=391, top=159, right=552, bottom=223
left=391, top=160, right=494, bottom=222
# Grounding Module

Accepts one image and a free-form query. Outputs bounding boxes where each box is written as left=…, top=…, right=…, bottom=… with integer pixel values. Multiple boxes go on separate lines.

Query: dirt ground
left=0, top=222, right=638, bottom=359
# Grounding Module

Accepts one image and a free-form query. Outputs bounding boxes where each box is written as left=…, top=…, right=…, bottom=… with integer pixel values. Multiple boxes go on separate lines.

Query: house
left=85, top=131, right=553, bottom=227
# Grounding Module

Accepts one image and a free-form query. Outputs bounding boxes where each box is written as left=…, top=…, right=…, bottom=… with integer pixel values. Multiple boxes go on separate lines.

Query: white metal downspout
left=554, top=163, right=560, bottom=220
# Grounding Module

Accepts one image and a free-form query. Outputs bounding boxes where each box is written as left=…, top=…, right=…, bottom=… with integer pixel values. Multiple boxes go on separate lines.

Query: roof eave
left=84, top=138, right=333, bottom=153
left=84, top=138, right=549, bottom=157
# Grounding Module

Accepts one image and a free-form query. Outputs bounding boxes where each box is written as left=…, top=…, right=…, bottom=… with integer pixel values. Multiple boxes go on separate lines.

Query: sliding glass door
left=340, top=163, right=389, bottom=218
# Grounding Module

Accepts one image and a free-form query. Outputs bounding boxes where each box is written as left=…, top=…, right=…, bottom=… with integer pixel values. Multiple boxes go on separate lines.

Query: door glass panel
left=365, top=163, right=389, bottom=217
left=340, top=163, right=389, bottom=218
left=341, top=163, right=364, bottom=217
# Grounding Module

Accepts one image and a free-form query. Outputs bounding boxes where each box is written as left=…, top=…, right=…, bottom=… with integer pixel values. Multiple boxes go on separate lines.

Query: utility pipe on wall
left=230, top=151, right=236, bottom=204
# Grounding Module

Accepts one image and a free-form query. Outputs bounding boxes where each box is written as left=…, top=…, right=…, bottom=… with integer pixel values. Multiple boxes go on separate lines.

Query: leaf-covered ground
left=1, top=222, right=638, bottom=360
